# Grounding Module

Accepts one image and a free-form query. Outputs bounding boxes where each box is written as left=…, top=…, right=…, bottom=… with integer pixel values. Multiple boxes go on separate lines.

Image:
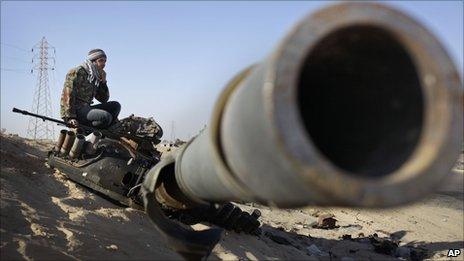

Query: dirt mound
left=1, top=133, right=463, bottom=260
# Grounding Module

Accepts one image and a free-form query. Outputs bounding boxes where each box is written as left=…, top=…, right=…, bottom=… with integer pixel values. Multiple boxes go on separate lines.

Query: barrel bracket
left=141, top=155, right=223, bottom=260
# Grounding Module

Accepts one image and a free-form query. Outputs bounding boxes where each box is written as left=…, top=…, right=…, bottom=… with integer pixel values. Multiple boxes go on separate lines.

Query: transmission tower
left=27, top=37, right=56, bottom=140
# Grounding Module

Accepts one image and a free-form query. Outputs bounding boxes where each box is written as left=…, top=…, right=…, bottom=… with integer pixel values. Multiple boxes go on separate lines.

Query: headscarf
left=81, top=49, right=107, bottom=87
left=87, top=49, right=106, bottom=61
left=81, top=59, right=102, bottom=87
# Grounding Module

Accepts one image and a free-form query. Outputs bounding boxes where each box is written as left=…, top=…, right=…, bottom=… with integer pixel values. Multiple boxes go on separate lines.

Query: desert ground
left=1, top=132, right=463, bottom=260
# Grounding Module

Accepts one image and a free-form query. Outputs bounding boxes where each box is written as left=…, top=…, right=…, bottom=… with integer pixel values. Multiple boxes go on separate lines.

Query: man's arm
left=60, top=69, right=79, bottom=121
left=95, top=70, right=109, bottom=103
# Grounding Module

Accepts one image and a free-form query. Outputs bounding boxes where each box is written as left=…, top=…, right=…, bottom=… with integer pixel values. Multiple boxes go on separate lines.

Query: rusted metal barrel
left=54, top=129, right=67, bottom=152
left=60, top=131, right=76, bottom=157
left=69, top=134, right=85, bottom=159
left=155, top=3, right=463, bottom=209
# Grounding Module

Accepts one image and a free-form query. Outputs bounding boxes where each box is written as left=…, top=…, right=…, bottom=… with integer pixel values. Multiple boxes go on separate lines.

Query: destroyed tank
left=14, top=3, right=463, bottom=260
left=46, top=116, right=262, bottom=235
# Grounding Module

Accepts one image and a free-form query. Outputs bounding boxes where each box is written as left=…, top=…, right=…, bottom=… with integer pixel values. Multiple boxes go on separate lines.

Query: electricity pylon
left=27, top=37, right=56, bottom=140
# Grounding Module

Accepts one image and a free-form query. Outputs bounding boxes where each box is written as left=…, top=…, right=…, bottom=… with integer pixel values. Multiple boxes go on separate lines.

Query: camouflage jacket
left=60, top=66, right=109, bottom=120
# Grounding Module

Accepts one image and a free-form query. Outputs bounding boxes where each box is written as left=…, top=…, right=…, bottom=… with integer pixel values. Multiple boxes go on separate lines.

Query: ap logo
left=447, top=249, right=461, bottom=258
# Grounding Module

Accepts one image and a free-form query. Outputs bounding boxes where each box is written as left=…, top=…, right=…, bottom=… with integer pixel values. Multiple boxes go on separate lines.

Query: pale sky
left=1, top=1, right=463, bottom=141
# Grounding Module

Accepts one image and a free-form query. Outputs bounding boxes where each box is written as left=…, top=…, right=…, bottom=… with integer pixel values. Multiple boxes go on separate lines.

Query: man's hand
left=67, top=119, right=79, bottom=128
left=99, top=69, right=107, bottom=83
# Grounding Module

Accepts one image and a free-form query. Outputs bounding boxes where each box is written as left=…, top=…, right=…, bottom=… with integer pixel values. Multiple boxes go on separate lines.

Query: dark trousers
left=76, top=101, right=121, bottom=129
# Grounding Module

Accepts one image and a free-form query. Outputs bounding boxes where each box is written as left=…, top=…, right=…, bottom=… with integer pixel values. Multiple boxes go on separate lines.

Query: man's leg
left=91, top=101, right=121, bottom=121
left=76, top=101, right=121, bottom=128
left=86, top=108, right=113, bottom=128
left=76, top=106, right=93, bottom=126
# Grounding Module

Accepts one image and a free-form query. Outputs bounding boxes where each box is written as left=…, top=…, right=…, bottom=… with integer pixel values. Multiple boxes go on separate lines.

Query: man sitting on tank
left=60, top=49, right=120, bottom=129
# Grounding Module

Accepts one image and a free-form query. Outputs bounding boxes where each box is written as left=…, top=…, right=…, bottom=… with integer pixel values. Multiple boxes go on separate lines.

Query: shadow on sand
left=207, top=223, right=463, bottom=260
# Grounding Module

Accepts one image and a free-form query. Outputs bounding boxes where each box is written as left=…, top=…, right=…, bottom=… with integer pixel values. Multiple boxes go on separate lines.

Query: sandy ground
left=1, top=133, right=463, bottom=260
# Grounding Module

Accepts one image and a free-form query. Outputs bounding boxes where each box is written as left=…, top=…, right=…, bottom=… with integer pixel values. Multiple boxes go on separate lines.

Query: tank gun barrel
left=148, top=2, right=462, bottom=210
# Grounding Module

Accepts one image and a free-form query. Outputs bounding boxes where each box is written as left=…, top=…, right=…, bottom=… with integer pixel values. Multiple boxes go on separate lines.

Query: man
left=60, top=49, right=120, bottom=129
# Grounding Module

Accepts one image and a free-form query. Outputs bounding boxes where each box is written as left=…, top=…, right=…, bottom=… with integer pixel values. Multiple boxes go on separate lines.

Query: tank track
left=164, top=202, right=261, bottom=235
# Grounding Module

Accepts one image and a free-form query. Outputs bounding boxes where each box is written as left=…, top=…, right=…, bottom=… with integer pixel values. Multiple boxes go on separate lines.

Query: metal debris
left=312, top=213, right=338, bottom=229
left=341, top=234, right=353, bottom=240
left=369, top=234, right=398, bottom=255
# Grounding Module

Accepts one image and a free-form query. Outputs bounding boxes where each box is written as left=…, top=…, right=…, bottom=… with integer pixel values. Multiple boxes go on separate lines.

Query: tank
left=43, top=3, right=462, bottom=260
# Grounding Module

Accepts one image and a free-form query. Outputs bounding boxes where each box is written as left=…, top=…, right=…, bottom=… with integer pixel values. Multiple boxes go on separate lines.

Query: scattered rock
left=306, top=244, right=329, bottom=257
left=303, top=216, right=319, bottom=228
left=106, top=244, right=118, bottom=251
left=294, top=224, right=303, bottom=230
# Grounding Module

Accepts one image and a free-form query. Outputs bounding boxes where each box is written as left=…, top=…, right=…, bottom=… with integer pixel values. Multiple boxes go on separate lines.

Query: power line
left=0, top=68, right=32, bottom=75
left=0, top=68, right=31, bottom=75
left=0, top=42, right=30, bottom=53
left=1, top=67, right=29, bottom=71
left=2, top=55, right=32, bottom=63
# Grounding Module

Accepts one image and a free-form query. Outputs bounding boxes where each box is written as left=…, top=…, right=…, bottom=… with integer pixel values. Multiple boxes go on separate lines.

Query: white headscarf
left=81, top=59, right=102, bottom=87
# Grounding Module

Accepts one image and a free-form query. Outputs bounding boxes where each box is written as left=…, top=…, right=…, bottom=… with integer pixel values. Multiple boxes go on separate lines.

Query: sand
left=1, top=133, right=463, bottom=260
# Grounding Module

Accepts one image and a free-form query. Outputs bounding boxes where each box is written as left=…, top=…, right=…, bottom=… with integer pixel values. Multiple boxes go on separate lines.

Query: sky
left=1, top=1, right=463, bottom=141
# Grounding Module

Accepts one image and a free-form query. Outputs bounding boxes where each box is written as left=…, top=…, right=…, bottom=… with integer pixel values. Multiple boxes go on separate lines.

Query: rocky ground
left=1, top=133, right=463, bottom=260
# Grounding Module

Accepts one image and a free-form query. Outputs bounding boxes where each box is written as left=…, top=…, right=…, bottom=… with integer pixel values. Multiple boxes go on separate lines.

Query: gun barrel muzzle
left=153, top=3, right=463, bottom=209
